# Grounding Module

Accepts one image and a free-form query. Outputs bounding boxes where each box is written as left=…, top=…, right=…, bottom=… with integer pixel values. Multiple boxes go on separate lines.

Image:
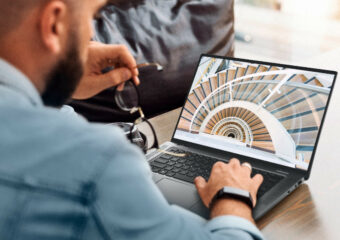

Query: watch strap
left=209, top=186, right=254, bottom=210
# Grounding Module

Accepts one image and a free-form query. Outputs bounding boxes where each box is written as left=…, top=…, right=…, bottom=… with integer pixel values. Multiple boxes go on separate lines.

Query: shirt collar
left=0, top=58, right=43, bottom=107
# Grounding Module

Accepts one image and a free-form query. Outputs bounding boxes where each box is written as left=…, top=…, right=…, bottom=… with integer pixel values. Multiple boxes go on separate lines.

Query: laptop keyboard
left=150, top=148, right=285, bottom=197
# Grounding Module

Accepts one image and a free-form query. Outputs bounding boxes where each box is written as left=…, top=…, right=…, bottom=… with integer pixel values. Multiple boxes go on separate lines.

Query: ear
left=39, top=0, right=68, bottom=55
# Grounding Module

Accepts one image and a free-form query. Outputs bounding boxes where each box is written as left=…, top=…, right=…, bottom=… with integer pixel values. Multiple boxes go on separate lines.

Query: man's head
left=0, top=0, right=107, bottom=107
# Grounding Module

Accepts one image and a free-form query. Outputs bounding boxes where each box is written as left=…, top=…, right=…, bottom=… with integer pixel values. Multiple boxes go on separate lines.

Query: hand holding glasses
left=113, top=62, right=185, bottom=157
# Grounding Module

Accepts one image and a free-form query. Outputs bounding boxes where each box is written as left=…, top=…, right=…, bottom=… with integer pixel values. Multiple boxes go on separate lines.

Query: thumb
left=195, top=176, right=210, bottom=207
left=103, top=67, right=132, bottom=87
left=194, top=176, right=207, bottom=195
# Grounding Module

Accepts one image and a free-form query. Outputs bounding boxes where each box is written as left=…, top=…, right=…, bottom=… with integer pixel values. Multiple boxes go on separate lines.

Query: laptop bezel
left=170, top=54, right=338, bottom=180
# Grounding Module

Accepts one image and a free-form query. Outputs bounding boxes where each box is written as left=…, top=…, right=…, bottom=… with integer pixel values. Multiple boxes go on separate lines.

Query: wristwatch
left=209, top=186, right=254, bottom=210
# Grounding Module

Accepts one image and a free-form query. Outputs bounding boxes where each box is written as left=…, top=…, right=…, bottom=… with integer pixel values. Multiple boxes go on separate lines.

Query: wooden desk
left=145, top=49, right=340, bottom=239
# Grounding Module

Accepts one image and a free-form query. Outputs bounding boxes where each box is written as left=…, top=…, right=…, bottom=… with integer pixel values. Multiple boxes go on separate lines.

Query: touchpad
left=157, top=178, right=199, bottom=209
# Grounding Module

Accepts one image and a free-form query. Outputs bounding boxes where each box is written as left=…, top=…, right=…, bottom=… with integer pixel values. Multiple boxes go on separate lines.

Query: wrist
left=210, top=198, right=254, bottom=223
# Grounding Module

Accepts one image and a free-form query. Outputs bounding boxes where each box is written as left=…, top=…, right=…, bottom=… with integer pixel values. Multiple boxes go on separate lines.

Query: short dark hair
left=0, top=0, right=75, bottom=37
left=0, top=1, right=39, bottom=36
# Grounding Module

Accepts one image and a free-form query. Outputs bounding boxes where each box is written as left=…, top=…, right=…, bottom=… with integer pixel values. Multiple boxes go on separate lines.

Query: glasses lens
left=136, top=121, right=156, bottom=150
left=115, top=81, right=139, bottom=111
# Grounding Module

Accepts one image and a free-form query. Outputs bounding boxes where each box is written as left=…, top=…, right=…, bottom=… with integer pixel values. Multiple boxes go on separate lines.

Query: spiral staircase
left=178, top=59, right=331, bottom=169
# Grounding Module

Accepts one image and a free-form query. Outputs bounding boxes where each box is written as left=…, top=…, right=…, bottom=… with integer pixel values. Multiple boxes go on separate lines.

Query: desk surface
left=145, top=48, right=340, bottom=240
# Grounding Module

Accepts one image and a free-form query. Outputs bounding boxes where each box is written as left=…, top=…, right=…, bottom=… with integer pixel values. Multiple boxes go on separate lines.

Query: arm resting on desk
left=90, top=131, right=264, bottom=240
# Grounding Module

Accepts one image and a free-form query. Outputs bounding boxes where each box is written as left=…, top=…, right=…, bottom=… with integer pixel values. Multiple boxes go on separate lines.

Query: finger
left=103, top=67, right=132, bottom=87
left=194, top=176, right=207, bottom=194
left=105, top=45, right=139, bottom=76
left=241, top=162, right=252, bottom=175
left=72, top=67, right=132, bottom=100
left=212, top=161, right=226, bottom=171
left=194, top=176, right=209, bottom=207
left=252, top=174, right=264, bottom=189
left=229, top=158, right=240, bottom=167
left=133, top=76, right=140, bottom=86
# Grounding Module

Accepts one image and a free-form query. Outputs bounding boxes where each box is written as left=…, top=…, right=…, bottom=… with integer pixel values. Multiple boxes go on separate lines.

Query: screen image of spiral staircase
left=175, top=57, right=333, bottom=170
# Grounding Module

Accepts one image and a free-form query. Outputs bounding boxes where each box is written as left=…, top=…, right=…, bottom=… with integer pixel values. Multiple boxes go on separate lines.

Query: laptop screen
left=173, top=55, right=336, bottom=170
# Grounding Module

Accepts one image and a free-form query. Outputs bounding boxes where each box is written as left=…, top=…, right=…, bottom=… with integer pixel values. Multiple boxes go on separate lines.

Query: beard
left=41, top=38, right=84, bottom=108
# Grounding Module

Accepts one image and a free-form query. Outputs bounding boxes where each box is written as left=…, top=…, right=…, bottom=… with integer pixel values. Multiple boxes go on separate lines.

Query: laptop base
left=147, top=141, right=305, bottom=220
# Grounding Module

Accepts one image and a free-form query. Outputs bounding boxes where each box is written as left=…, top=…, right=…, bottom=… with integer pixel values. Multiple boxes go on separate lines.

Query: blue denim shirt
left=0, top=58, right=264, bottom=240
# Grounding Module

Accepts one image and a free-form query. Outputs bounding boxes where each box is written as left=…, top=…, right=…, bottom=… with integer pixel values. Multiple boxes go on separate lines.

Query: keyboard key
left=187, top=172, right=195, bottom=177
left=190, top=166, right=199, bottom=171
left=151, top=166, right=160, bottom=173
left=165, top=171, right=175, bottom=177
left=186, top=160, right=194, bottom=165
left=161, top=154, right=172, bottom=159
left=175, top=163, right=183, bottom=168
left=159, top=169, right=168, bottom=175
left=150, top=162, right=166, bottom=169
left=155, top=158, right=168, bottom=164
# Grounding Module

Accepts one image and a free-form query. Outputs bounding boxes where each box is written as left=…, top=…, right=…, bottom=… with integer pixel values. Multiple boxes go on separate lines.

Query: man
left=0, top=0, right=264, bottom=239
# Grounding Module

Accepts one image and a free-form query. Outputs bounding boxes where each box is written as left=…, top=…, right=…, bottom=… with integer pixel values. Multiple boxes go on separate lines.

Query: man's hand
left=194, top=158, right=263, bottom=222
left=72, top=42, right=140, bottom=100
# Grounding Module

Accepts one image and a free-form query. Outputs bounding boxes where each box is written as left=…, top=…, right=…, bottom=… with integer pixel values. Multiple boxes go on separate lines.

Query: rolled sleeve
left=206, top=215, right=264, bottom=240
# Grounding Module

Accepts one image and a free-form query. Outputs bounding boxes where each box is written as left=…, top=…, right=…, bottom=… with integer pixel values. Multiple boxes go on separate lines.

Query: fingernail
left=135, top=76, right=140, bottom=85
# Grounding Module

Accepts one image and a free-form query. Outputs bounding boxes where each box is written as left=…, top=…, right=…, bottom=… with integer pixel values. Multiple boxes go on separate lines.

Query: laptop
left=146, top=54, right=337, bottom=220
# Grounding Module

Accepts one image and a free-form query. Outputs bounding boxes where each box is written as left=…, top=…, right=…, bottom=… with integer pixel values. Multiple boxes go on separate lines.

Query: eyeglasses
left=113, top=62, right=185, bottom=157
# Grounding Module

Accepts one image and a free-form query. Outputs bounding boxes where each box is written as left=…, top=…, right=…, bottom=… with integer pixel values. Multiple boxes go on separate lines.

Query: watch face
left=221, top=186, right=250, bottom=197
left=214, top=186, right=254, bottom=209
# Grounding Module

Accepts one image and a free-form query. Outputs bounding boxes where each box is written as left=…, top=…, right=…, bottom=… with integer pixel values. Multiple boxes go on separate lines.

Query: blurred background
left=235, top=0, right=340, bottom=63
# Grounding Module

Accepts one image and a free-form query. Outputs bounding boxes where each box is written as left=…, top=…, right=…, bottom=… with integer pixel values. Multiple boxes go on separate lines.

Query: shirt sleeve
left=90, top=129, right=265, bottom=240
